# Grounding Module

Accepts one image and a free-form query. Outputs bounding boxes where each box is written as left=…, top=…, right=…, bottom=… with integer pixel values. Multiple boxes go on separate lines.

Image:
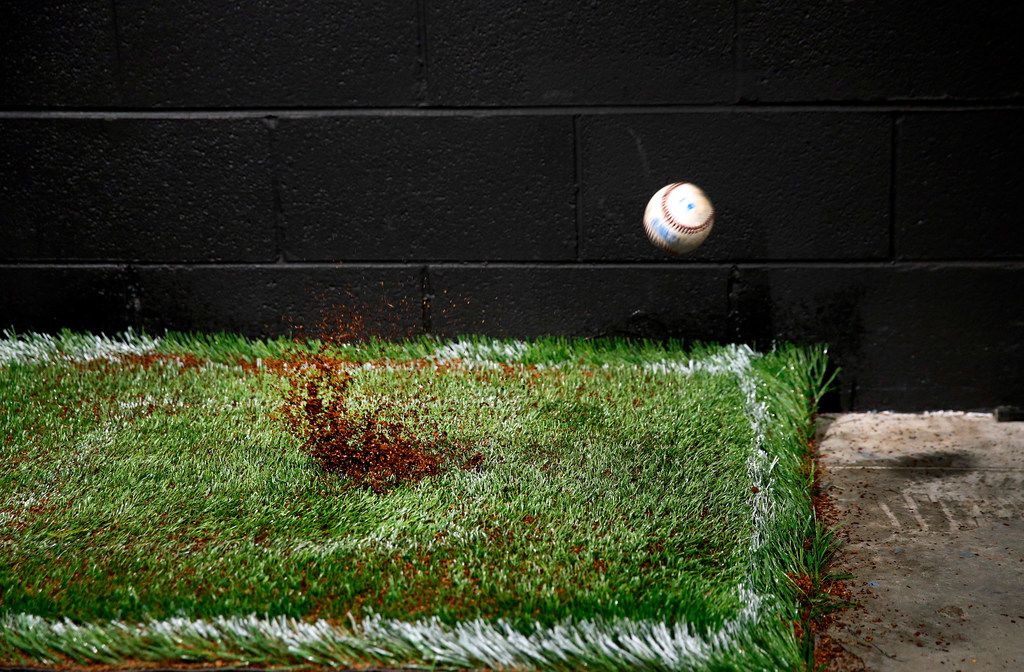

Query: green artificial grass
left=0, top=331, right=833, bottom=670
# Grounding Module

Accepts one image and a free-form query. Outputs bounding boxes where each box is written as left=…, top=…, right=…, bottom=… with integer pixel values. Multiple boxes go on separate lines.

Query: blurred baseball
left=642, top=182, right=714, bottom=255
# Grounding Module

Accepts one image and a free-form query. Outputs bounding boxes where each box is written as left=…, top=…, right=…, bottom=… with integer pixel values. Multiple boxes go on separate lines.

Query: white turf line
left=2, top=336, right=774, bottom=669
left=0, top=330, right=160, bottom=365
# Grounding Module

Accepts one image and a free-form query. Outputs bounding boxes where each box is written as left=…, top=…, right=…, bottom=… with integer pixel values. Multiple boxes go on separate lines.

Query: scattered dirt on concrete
left=815, top=413, right=1024, bottom=670
left=811, top=444, right=844, bottom=532
left=797, top=434, right=863, bottom=671
left=809, top=455, right=859, bottom=671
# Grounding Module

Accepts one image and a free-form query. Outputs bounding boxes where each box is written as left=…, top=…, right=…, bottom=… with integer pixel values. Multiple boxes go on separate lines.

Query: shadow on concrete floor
left=818, top=412, right=1024, bottom=671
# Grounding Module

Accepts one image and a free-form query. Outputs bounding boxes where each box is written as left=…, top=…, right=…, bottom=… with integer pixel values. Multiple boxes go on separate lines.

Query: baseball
left=642, top=182, right=715, bottom=255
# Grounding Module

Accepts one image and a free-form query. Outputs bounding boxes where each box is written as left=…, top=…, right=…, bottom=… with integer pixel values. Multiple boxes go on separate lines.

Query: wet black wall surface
left=2, top=1, right=1022, bottom=411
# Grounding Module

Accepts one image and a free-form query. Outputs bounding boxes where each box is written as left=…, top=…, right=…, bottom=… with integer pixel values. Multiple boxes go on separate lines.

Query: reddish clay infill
left=73, top=348, right=481, bottom=494
left=279, top=353, right=475, bottom=493
left=791, top=568, right=855, bottom=670
left=237, top=354, right=470, bottom=376
left=73, top=352, right=208, bottom=372
left=794, top=435, right=856, bottom=671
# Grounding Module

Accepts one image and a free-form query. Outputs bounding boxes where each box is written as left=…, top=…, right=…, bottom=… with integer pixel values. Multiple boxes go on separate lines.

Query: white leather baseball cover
left=642, top=182, right=715, bottom=255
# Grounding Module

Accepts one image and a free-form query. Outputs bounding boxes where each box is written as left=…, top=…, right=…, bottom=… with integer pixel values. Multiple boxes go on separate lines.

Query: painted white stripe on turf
left=432, top=339, right=530, bottom=365
left=0, top=330, right=160, bottom=364
left=1, top=605, right=763, bottom=670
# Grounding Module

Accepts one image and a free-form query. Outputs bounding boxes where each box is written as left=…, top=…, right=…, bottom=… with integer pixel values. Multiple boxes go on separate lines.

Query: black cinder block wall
left=1, top=1, right=1022, bottom=411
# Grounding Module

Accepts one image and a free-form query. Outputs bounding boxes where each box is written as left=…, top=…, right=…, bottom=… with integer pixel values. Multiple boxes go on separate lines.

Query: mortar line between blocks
left=6, top=103, right=1024, bottom=117
left=4, top=260, right=1022, bottom=269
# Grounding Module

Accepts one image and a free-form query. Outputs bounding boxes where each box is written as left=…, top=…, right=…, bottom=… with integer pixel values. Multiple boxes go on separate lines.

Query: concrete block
left=739, top=1, right=1024, bottom=101
left=0, top=266, right=134, bottom=332
left=429, top=264, right=730, bottom=340
left=117, top=0, right=420, bottom=106
left=427, top=0, right=733, bottom=105
left=278, top=116, right=576, bottom=261
left=897, top=112, right=1024, bottom=259
left=0, top=0, right=120, bottom=107
left=732, top=264, right=1024, bottom=410
left=0, top=118, right=276, bottom=262
left=134, top=265, right=424, bottom=339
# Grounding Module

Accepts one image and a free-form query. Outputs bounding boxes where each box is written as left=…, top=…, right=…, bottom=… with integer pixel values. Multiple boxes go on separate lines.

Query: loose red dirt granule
left=286, top=294, right=426, bottom=344
left=71, top=352, right=208, bottom=373
left=118, top=352, right=208, bottom=371
left=279, top=353, right=462, bottom=493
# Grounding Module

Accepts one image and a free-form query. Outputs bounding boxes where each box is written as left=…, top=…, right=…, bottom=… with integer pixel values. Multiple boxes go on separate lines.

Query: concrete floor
left=817, top=413, right=1024, bottom=671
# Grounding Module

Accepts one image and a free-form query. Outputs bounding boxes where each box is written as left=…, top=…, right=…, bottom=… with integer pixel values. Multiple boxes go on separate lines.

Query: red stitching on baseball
left=660, top=183, right=714, bottom=235
left=644, top=219, right=680, bottom=253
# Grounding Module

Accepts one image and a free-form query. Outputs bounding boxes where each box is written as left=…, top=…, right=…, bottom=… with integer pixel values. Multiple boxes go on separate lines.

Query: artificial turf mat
left=0, top=332, right=833, bottom=670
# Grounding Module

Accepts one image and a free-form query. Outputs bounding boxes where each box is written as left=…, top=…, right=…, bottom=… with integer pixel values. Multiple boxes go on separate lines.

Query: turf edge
left=0, top=333, right=834, bottom=671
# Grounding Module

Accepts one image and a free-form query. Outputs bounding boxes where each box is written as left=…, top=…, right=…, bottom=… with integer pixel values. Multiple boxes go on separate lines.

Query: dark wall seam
left=732, top=0, right=742, bottom=103
left=415, top=0, right=430, bottom=105
left=889, top=113, right=899, bottom=260
left=264, top=115, right=285, bottom=262
left=421, top=265, right=433, bottom=334
left=109, top=0, right=126, bottom=106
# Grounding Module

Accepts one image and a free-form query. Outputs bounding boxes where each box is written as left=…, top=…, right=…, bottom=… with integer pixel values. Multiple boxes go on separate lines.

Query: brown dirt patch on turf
left=279, top=353, right=470, bottom=493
